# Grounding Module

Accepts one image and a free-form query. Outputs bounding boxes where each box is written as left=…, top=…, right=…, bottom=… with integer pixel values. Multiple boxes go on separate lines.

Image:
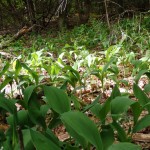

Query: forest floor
left=0, top=17, right=150, bottom=149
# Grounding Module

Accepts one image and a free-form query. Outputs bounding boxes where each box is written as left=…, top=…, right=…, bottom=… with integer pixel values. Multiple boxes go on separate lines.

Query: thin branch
left=17, top=126, right=24, bottom=150
left=104, top=0, right=110, bottom=29
left=55, top=0, right=68, bottom=16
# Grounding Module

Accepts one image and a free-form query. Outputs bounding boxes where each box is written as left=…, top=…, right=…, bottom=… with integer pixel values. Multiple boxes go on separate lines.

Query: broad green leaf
left=105, top=45, right=121, bottom=61
left=133, top=115, right=150, bottom=133
left=7, top=110, right=32, bottom=127
left=45, top=129, right=61, bottom=145
left=23, top=85, right=37, bottom=105
left=40, top=104, right=49, bottom=117
left=19, top=111, right=30, bottom=126
left=144, top=84, right=150, bottom=93
left=28, top=92, right=46, bottom=128
left=14, top=129, right=34, bottom=150
left=61, top=118, right=88, bottom=148
left=30, top=130, right=61, bottom=150
left=108, top=142, right=141, bottom=150
left=28, top=108, right=46, bottom=128
left=0, top=96, right=18, bottom=148
left=64, top=66, right=81, bottom=83
left=143, top=102, right=150, bottom=108
left=107, top=64, right=119, bottom=74
left=102, top=57, right=116, bottom=73
left=99, top=97, right=111, bottom=123
left=2, top=139, right=13, bottom=150
left=14, top=60, right=22, bottom=76
left=70, top=95, right=81, bottom=110
left=59, top=75, right=75, bottom=87
left=83, top=95, right=100, bottom=113
left=22, top=129, right=34, bottom=150
left=0, top=95, right=16, bottom=114
left=111, top=121, right=128, bottom=142
left=91, top=97, right=111, bottom=124
left=110, top=85, right=121, bottom=100
left=21, top=63, right=39, bottom=85
left=61, top=111, right=103, bottom=150
left=133, top=84, right=150, bottom=113
left=44, top=86, right=70, bottom=114
left=60, top=80, right=68, bottom=90
left=101, top=125, right=114, bottom=150
left=90, top=103, right=102, bottom=118
left=111, top=96, right=135, bottom=116
left=131, top=102, right=142, bottom=124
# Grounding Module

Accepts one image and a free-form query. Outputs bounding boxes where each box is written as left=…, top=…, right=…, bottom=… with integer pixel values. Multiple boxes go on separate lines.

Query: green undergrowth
left=0, top=16, right=150, bottom=149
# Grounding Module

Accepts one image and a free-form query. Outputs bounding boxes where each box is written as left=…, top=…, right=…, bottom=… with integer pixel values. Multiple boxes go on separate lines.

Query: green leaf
left=45, top=129, right=60, bottom=146
left=105, top=45, right=121, bottom=61
left=135, top=70, right=149, bottom=83
left=0, top=62, right=10, bottom=78
left=111, top=121, right=128, bottom=142
left=44, top=86, right=70, bottom=114
left=101, top=125, right=114, bottom=150
left=0, top=96, right=18, bottom=148
left=40, top=105, right=49, bottom=117
left=7, top=110, right=32, bottom=127
left=14, top=129, right=34, bottom=150
left=70, top=95, right=81, bottom=110
left=28, top=92, right=46, bottom=128
left=61, top=118, right=88, bottom=148
left=131, top=102, right=142, bottom=124
left=111, top=96, right=135, bottom=117
left=21, top=63, right=39, bottom=85
left=133, top=84, right=150, bottom=113
left=30, top=130, right=61, bottom=150
left=28, top=108, right=46, bottom=128
left=102, top=57, right=116, bottom=73
left=0, top=77, right=12, bottom=91
left=65, top=66, right=82, bottom=83
left=22, top=129, right=34, bottom=150
left=108, top=142, right=141, bottom=150
left=48, top=111, right=61, bottom=129
left=99, top=97, right=111, bottom=123
left=23, top=85, right=37, bottom=106
left=2, top=139, right=13, bottom=150
left=61, top=111, right=103, bottom=150
left=145, top=72, right=150, bottom=79
left=83, top=95, right=100, bottom=113
left=110, top=85, right=121, bottom=100
left=144, top=84, right=150, bottom=93
left=133, top=115, right=150, bottom=133
left=107, top=64, right=119, bottom=74
left=14, top=60, right=22, bottom=76
left=90, top=103, right=102, bottom=118
left=0, top=95, right=16, bottom=114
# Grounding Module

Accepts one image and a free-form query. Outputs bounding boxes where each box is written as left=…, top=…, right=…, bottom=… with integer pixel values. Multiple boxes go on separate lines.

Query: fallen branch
left=0, top=51, right=16, bottom=58
left=0, top=25, right=35, bottom=49
left=132, top=133, right=150, bottom=142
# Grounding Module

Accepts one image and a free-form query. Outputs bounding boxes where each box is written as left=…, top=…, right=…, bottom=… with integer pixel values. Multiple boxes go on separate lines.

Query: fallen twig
left=0, top=25, right=35, bottom=49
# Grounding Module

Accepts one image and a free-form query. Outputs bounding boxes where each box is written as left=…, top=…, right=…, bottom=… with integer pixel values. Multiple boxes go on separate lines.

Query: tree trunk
left=26, top=0, right=36, bottom=25
left=58, top=0, right=68, bottom=30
